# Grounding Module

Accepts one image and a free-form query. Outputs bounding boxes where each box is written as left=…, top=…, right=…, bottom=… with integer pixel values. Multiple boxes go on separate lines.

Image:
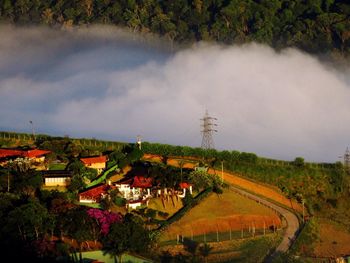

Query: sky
left=1, top=25, right=350, bottom=163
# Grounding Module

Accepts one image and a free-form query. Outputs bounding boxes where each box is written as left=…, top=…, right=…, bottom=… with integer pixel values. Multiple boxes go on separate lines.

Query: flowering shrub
left=87, top=208, right=122, bottom=235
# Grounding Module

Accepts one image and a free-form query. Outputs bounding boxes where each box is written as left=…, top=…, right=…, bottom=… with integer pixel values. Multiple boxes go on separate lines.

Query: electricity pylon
left=338, top=147, right=350, bottom=169
left=200, top=110, right=217, bottom=149
left=344, top=147, right=350, bottom=168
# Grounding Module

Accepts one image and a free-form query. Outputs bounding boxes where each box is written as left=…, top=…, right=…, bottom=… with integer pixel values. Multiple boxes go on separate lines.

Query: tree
left=293, top=157, right=305, bottom=167
left=6, top=199, right=52, bottom=241
left=10, top=167, right=43, bottom=197
left=182, top=237, right=199, bottom=260
left=64, top=207, right=96, bottom=262
left=198, top=242, right=212, bottom=263
left=102, top=221, right=128, bottom=263
left=102, top=213, right=152, bottom=263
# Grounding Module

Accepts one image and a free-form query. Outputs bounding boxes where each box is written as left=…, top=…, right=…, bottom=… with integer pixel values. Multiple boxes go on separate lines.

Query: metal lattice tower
left=344, top=147, right=350, bottom=168
left=200, top=110, right=218, bottom=149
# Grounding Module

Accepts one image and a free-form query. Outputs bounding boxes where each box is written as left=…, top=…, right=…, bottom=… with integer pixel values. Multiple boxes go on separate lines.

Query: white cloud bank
left=0, top=25, right=349, bottom=162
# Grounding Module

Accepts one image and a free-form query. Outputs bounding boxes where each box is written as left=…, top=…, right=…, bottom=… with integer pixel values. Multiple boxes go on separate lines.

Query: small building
left=80, top=156, right=107, bottom=174
left=42, top=170, right=73, bottom=187
left=0, top=148, right=51, bottom=168
left=0, top=149, right=22, bottom=166
left=115, top=175, right=153, bottom=200
left=78, top=184, right=114, bottom=203
left=22, top=149, right=51, bottom=162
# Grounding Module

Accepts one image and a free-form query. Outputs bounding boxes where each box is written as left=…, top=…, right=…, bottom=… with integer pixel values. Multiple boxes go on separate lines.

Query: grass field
left=48, top=163, right=67, bottom=170
left=160, top=188, right=281, bottom=243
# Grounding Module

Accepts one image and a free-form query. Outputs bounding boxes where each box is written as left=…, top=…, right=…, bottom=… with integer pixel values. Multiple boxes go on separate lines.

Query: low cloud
left=0, top=25, right=349, bottom=162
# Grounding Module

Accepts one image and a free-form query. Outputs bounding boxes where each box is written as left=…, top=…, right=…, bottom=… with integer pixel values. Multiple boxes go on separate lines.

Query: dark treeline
left=0, top=0, right=349, bottom=56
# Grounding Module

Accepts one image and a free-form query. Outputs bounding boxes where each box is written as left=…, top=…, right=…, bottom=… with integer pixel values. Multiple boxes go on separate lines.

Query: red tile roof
left=0, top=149, right=22, bottom=158
left=131, top=176, right=153, bottom=188
left=0, top=148, right=51, bottom=158
left=22, top=149, right=51, bottom=158
left=80, top=156, right=107, bottom=165
left=79, top=184, right=114, bottom=201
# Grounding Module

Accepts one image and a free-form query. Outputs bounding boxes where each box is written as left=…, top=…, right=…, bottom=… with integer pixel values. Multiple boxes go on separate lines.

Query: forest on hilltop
left=0, top=0, right=349, bottom=57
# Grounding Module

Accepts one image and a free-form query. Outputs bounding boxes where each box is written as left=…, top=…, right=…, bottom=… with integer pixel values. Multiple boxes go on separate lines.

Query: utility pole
left=200, top=110, right=217, bottom=150
left=136, top=135, right=142, bottom=150
left=29, top=120, right=35, bottom=141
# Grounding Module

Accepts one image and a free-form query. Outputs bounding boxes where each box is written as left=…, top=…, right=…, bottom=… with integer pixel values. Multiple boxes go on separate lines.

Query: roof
left=131, top=176, right=153, bottom=188
left=80, top=156, right=107, bottom=165
left=115, top=177, right=133, bottom=185
left=0, top=148, right=51, bottom=158
left=0, top=149, right=22, bottom=158
left=79, top=184, right=115, bottom=200
left=22, top=149, right=51, bottom=158
left=41, top=170, right=73, bottom=178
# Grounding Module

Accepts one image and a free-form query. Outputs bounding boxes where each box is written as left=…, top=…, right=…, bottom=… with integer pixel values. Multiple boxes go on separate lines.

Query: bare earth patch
left=314, top=219, right=350, bottom=258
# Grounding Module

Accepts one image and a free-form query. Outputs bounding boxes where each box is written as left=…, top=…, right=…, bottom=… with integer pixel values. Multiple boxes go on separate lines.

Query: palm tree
left=199, top=243, right=212, bottom=263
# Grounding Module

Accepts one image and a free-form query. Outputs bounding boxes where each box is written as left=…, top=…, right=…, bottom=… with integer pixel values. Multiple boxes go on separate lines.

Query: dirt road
left=227, top=183, right=299, bottom=253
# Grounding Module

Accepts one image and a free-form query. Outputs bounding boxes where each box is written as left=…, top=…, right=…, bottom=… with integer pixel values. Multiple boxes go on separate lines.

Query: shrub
left=114, top=197, right=126, bottom=207
left=293, top=157, right=305, bottom=167
left=145, top=208, right=157, bottom=219
left=158, top=211, right=169, bottom=219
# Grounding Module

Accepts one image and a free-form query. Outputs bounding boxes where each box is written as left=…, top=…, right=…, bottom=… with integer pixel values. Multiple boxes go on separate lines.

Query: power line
left=200, top=110, right=217, bottom=149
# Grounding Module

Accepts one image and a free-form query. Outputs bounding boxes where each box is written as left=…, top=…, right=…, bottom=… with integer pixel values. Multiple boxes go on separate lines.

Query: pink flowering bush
left=87, top=208, right=122, bottom=235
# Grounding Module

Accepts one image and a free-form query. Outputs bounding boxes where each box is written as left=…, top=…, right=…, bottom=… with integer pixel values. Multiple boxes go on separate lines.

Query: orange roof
left=0, top=148, right=50, bottom=158
left=80, top=156, right=107, bottom=165
left=22, top=149, right=51, bottom=158
left=0, top=149, right=22, bottom=158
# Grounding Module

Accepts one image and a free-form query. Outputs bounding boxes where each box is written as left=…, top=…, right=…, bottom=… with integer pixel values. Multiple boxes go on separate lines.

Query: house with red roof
left=0, top=148, right=51, bottom=168
left=80, top=156, right=107, bottom=174
left=78, top=183, right=115, bottom=203
left=115, top=175, right=153, bottom=209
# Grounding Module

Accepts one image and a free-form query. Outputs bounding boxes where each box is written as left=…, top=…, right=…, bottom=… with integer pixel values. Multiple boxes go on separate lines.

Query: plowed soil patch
left=161, top=189, right=281, bottom=241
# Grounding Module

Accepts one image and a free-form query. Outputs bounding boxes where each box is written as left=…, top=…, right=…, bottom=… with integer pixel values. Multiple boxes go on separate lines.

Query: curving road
left=228, top=183, right=300, bottom=253
left=208, top=169, right=300, bottom=256
left=143, top=154, right=301, bottom=257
